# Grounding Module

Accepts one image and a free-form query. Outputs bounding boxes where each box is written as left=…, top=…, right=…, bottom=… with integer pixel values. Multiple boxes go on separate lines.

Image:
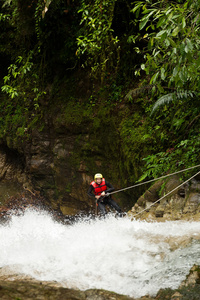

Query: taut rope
left=132, top=169, right=200, bottom=218
left=109, top=164, right=200, bottom=196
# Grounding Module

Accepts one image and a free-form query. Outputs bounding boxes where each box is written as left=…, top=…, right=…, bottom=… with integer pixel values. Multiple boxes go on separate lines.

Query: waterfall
left=0, top=209, right=200, bottom=298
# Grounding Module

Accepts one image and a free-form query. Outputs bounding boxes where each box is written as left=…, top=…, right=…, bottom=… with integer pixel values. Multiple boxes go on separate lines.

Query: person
left=87, top=173, right=124, bottom=217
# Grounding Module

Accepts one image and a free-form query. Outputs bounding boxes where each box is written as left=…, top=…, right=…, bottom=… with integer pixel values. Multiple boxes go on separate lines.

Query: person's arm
left=105, top=181, right=115, bottom=194
left=87, top=185, right=95, bottom=200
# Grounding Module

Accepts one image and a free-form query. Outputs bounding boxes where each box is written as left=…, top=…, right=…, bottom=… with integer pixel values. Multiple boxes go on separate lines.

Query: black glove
left=97, top=196, right=104, bottom=203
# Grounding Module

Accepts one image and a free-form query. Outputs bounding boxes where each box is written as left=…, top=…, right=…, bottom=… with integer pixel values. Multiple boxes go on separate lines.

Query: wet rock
left=183, top=193, right=200, bottom=214
left=0, top=280, right=86, bottom=300
left=179, top=264, right=200, bottom=288
left=164, top=176, right=181, bottom=196
left=0, top=147, right=28, bottom=185
left=0, top=191, right=69, bottom=225
left=155, top=204, right=165, bottom=217
left=190, top=178, right=200, bottom=192
left=85, top=289, right=134, bottom=299
left=129, top=176, right=200, bottom=221
left=30, top=156, right=52, bottom=174
left=144, top=180, right=163, bottom=203
left=0, top=280, right=135, bottom=300
left=171, top=291, right=183, bottom=299
left=178, top=188, right=186, bottom=198
left=0, top=127, right=94, bottom=217
left=137, top=196, right=146, bottom=208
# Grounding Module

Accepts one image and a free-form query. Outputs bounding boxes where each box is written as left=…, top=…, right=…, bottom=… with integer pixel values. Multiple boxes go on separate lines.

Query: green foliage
left=1, top=52, right=46, bottom=110
left=0, top=12, right=10, bottom=21
left=127, top=0, right=200, bottom=181
left=119, top=110, right=155, bottom=182
left=139, top=136, right=200, bottom=181
left=0, top=50, right=47, bottom=141
left=34, top=0, right=45, bottom=44
left=77, top=0, right=120, bottom=82
left=1, top=0, right=200, bottom=195
left=132, top=0, right=200, bottom=92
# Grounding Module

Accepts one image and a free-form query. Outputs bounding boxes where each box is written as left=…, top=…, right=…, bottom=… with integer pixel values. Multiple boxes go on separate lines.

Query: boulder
left=129, top=176, right=200, bottom=221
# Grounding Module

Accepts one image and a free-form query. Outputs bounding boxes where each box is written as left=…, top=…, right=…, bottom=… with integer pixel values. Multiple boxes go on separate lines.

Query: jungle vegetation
left=0, top=0, right=200, bottom=184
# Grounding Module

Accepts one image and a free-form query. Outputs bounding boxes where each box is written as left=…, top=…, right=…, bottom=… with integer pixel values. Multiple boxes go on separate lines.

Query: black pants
left=97, top=197, right=122, bottom=216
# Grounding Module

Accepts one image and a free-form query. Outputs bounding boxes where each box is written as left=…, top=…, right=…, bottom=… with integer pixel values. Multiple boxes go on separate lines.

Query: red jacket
left=90, top=178, right=107, bottom=195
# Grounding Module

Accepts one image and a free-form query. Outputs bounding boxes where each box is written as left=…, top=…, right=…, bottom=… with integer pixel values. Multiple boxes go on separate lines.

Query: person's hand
left=95, top=195, right=101, bottom=200
left=101, top=191, right=105, bottom=196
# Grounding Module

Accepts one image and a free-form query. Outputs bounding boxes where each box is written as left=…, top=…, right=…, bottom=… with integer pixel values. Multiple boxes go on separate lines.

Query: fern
left=151, top=90, right=196, bottom=115
left=124, top=85, right=155, bottom=101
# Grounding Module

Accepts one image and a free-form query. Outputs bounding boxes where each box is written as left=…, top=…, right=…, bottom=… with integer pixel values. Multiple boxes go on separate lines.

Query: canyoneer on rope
left=87, top=173, right=124, bottom=217
left=86, top=165, right=200, bottom=219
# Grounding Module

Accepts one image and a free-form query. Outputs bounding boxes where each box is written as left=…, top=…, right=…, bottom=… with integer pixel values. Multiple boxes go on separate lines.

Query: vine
left=77, top=0, right=120, bottom=82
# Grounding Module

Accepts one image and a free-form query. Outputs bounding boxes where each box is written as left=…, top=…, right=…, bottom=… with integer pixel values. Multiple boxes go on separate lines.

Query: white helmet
left=94, top=173, right=103, bottom=182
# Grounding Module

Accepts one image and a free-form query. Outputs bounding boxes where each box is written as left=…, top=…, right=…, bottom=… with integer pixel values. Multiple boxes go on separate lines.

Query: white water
left=1, top=209, right=200, bottom=298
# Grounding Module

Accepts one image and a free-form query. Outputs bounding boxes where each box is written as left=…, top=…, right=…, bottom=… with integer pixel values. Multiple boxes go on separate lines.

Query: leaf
left=184, top=44, right=189, bottom=53
left=131, top=3, right=143, bottom=14
left=185, top=38, right=193, bottom=51
left=182, top=17, right=186, bottom=28
left=172, top=65, right=179, bottom=78
left=151, top=93, right=176, bottom=114
left=150, top=71, right=159, bottom=84
left=2, top=0, right=12, bottom=7
left=172, top=26, right=180, bottom=37
left=160, top=67, right=165, bottom=80
left=149, top=37, right=154, bottom=47
left=165, top=7, right=173, bottom=16
left=167, top=37, right=177, bottom=48
left=156, top=30, right=167, bottom=37
left=151, top=89, right=196, bottom=114
left=152, top=50, right=160, bottom=57
left=179, top=66, right=188, bottom=82
left=139, top=17, right=149, bottom=30
left=156, top=16, right=166, bottom=28
left=165, top=38, right=170, bottom=47
left=137, top=171, right=149, bottom=182
left=156, top=30, right=167, bottom=42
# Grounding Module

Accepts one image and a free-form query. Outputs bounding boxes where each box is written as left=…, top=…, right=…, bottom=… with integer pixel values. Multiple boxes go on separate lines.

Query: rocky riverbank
left=0, top=279, right=133, bottom=300
left=128, top=174, right=200, bottom=222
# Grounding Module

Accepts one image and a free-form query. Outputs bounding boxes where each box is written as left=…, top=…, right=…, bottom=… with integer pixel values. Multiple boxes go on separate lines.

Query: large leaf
left=151, top=90, right=196, bottom=115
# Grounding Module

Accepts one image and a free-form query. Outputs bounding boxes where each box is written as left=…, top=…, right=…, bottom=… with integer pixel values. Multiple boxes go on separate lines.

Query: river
left=0, top=209, right=200, bottom=298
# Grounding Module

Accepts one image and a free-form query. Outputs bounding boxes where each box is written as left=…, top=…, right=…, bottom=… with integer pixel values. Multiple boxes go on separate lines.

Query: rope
left=132, top=169, right=200, bottom=218
left=109, top=164, right=200, bottom=196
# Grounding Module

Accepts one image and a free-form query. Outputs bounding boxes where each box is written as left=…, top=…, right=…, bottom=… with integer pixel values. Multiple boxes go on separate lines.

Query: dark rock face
left=0, top=109, right=133, bottom=217
left=0, top=127, right=94, bottom=216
